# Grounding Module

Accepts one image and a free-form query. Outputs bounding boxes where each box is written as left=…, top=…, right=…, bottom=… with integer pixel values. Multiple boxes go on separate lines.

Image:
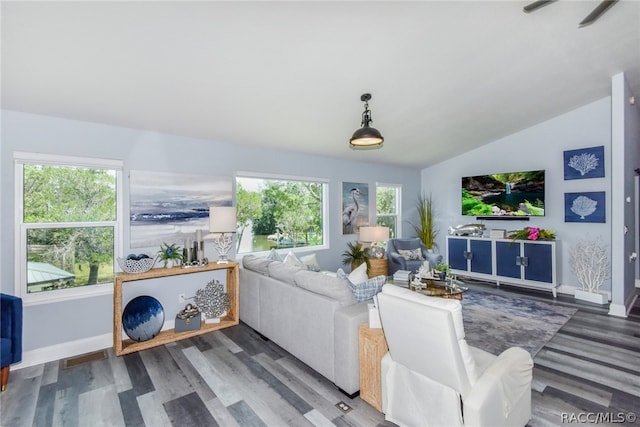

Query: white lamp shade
left=359, top=226, right=390, bottom=243
left=209, top=206, right=237, bottom=233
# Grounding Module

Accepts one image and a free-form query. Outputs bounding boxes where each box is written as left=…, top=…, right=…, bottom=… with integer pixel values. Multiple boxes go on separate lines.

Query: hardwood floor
left=1, top=284, right=639, bottom=426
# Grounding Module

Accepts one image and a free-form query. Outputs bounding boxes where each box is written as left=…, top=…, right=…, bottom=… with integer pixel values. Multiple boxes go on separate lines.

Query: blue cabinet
left=447, top=237, right=468, bottom=271
left=447, top=236, right=558, bottom=297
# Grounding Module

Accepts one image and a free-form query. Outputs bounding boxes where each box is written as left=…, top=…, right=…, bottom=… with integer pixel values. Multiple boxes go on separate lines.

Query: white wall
left=610, top=72, right=640, bottom=315
left=1, top=110, right=421, bottom=362
left=420, top=97, right=612, bottom=295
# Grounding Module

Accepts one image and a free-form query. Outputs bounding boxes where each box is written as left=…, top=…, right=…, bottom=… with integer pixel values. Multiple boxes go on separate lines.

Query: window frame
left=14, top=152, right=124, bottom=306
left=375, top=182, right=402, bottom=238
left=235, top=171, right=329, bottom=256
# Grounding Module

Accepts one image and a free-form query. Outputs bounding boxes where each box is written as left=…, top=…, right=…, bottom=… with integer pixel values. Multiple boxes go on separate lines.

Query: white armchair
left=377, top=284, right=533, bottom=427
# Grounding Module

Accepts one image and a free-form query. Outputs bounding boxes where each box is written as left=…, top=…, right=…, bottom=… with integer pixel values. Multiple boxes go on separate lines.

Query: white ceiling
left=2, top=1, right=639, bottom=168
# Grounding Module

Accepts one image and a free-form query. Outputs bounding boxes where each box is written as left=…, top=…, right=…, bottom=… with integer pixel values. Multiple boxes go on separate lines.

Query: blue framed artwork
left=564, top=191, right=605, bottom=223
left=563, top=145, right=605, bottom=180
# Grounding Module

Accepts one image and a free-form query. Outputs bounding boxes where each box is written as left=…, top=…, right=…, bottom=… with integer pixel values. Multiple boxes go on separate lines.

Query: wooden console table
left=113, top=261, right=239, bottom=356
left=359, top=323, right=389, bottom=411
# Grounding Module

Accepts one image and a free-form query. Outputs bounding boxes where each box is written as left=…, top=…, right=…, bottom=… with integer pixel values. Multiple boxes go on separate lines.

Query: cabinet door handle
left=521, top=256, right=529, bottom=267
left=464, top=251, right=472, bottom=260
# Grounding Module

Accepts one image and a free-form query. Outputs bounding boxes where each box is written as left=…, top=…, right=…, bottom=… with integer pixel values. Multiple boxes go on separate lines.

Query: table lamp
left=207, top=206, right=237, bottom=264
left=359, top=226, right=390, bottom=258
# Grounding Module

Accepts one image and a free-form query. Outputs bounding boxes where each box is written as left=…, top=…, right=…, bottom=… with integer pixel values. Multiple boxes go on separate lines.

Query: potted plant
left=158, top=242, right=183, bottom=268
left=341, top=241, right=370, bottom=273
left=433, top=262, right=450, bottom=280
left=410, top=193, right=438, bottom=250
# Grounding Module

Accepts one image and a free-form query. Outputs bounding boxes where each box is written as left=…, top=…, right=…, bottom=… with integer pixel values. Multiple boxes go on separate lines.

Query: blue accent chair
left=1, top=293, right=23, bottom=391
left=387, top=238, right=443, bottom=275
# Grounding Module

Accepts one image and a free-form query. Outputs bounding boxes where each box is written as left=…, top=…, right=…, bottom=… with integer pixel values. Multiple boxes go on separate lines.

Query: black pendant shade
left=350, top=93, right=384, bottom=148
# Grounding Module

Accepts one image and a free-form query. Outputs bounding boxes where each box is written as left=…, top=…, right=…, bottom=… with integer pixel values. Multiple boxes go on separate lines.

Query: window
left=376, top=183, right=401, bottom=238
left=15, top=153, right=123, bottom=304
left=236, top=173, right=328, bottom=254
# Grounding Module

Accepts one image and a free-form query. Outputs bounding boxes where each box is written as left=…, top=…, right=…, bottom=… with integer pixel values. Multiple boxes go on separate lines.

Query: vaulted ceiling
left=2, top=1, right=639, bottom=168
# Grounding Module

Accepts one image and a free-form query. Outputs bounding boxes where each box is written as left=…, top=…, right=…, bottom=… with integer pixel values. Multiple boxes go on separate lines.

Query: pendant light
left=350, top=93, right=384, bottom=148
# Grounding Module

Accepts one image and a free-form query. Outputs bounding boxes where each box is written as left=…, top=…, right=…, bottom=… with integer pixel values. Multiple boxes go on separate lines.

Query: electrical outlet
left=178, top=293, right=185, bottom=303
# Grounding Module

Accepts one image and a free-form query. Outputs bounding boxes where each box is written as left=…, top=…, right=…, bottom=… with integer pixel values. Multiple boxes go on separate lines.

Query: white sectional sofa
left=239, top=255, right=370, bottom=396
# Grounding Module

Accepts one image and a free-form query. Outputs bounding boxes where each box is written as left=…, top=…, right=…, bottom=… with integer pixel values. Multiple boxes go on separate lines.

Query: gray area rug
left=461, top=290, right=577, bottom=356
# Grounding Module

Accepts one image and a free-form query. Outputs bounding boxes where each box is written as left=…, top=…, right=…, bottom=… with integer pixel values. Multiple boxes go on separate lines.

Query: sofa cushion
left=266, top=248, right=284, bottom=262
left=284, top=251, right=305, bottom=269
left=337, top=269, right=385, bottom=302
left=294, top=270, right=357, bottom=306
left=300, top=253, right=321, bottom=272
left=268, top=261, right=301, bottom=285
left=348, top=262, right=368, bottom=284
left=242, top=255, right=273, bottom=275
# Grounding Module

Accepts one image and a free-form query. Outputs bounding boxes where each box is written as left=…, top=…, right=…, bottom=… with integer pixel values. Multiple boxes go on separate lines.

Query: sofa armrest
left=333, top=301, right=370, bottom=395
left=463, top=347, right=533, bottom=427
left=0, top=294, right=23, bottom=365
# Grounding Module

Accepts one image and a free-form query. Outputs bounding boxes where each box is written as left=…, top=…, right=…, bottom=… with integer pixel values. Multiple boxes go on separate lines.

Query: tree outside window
left=376, top=184, right=401, bottom=238
left=236, top=176, right=327, bottom=253
left=16, top=154, right=121, bottom=299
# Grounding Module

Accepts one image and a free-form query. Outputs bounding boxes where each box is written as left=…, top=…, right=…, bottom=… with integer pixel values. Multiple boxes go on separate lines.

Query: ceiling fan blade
left=579, top=0, right=618, bottom=27
left=523, top=0, right=556, bottom=13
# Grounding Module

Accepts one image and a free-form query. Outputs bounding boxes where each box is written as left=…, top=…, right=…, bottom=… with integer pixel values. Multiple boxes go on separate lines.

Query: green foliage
left=434, top=262, right=450, bottom=273
left=410, top=193, right=438, bottom=249
left=24, top=164, right=117, bottom=286
left=376, top=186, right=396, bottom=215
left=341, top=241, right=370, bottom=273
left=238, top=178, right=324, bottom=249
left=158, top=242, right=183, bottom=261
left=462, top=190, right=493, bottom=215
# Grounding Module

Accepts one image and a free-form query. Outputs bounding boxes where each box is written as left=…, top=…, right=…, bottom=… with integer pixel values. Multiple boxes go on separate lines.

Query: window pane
left=376, top=186, right=397, bottom=215
left=23, top=164, right=117, bottom=223
left=236, top=177, right=325, bottom=253
left=377, top=216, right=397, bottom=239
left=26, top=226, right=115, bottom=293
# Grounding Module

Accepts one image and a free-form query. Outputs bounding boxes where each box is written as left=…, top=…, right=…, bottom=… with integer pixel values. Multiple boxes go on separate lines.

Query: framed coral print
left=342, top=182, right=369, bottom=234
left=563, top=146, right=605, bottom=180
left=564, top=191, right=606, bottom=223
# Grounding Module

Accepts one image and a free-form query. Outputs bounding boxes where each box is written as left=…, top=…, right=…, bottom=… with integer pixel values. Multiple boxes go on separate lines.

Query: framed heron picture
left=342, top=182, right=369, bottom=235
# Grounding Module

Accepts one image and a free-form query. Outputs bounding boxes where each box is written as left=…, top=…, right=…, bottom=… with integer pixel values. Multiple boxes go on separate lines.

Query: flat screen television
left=462, top=170, right=545, bottom=217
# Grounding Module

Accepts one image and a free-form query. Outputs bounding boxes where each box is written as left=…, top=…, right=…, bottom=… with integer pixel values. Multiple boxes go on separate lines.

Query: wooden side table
left=359, top=323, right=389, bottom=411
left=367, top=257, right=389, bottom=278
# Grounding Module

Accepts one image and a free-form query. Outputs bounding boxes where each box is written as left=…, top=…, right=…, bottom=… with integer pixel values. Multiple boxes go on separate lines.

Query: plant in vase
left=341, top=241, right=370, bottom=274
left=433, top=262, right=450, bottom=280
left=410, top=193, right=438, bottom=250
left=158, top=242, right=183, bottom=268
left=508, top=227, right=556, bottom=241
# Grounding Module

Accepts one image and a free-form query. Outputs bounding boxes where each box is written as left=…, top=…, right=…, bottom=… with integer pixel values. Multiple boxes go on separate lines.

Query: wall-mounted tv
left=462, top=170, right=545, bottom=217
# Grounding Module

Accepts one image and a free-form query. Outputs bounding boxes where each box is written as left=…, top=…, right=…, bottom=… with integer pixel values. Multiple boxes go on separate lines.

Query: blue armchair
left=1, top=293, right=23, bottom=392
left=387, top=238, right=443, bottom=275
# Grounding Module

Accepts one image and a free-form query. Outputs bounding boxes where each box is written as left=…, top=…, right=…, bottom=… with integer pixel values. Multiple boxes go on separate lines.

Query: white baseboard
left=609, top=303, right=628, bottom=317
left=14, top=319, right=176, bottom=370
left=15, top=333, right=112, bottom=370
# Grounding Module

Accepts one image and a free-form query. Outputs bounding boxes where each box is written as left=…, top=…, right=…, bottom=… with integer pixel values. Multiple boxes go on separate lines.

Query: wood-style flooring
left=1, top=283, right=639, bottom=427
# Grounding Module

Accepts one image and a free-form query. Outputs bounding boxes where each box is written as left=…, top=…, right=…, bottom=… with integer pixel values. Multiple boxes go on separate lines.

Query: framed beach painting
left=564, top=191, right=606, bottom=223
left=129, top=170, right=233, bottom=248
left=342, top=182, right=369, bottom=235
left=563, top=146, right=605, bottom=180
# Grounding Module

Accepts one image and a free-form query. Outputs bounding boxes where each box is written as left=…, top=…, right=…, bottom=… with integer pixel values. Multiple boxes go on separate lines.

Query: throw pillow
left=294, top=270, right=356, bottom=306
left=337, top=268, right=385, bottom=302
left=398, top=248, right=424, bottom=261
left=266, top=248, right=283, bottom=262
left=267, top=261, right=301, bottom=286
left=284, top=251, right=305, bottom=269
left=300, top=253, right=321, bottom=272
left=348, top=262, right=368, bottom=284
